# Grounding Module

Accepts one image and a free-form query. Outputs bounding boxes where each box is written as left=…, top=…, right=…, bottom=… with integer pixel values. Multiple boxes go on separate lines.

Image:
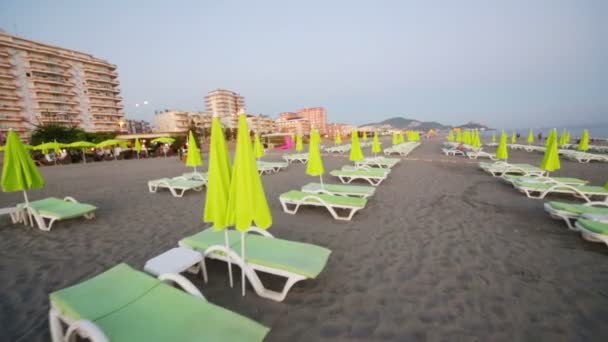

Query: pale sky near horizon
left=1, top=0, right=606, bottom=129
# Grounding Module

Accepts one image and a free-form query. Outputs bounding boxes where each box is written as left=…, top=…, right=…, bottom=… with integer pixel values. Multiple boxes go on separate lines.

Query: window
left=26, top=72, right=31, bottom=77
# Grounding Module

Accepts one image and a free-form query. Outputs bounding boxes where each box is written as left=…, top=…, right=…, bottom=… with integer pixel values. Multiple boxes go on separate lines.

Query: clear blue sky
left=1, top=0, right=606, bottom=128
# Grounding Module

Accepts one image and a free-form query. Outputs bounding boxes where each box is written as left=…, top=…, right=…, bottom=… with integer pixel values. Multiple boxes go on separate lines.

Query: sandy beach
left=1, top=138, right=608, bottom=341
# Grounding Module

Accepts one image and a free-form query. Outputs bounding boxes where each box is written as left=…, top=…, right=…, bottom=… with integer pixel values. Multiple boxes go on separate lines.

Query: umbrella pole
left=319, top=175, right=324, bottom=189
left=224, top=230, right=234, bottom=288
left=241, top=232, right=246, bottom=297
left=22, top=190, right=32, bottom=226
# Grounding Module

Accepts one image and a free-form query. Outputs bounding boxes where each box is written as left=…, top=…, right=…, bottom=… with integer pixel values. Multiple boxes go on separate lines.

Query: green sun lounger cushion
left=181, top=229, right=331, bottom=278
left=50, top=263, right=269, bottom=341
left=50, top=263, right=160, bottom=321
left=280, top=190, right=367, bottom=208
left=302, top=182, right=376, bottom=196
left=503, top=175, right=588, bottom=185
left=183, top=171, right=208, bottom=180
left=341, top=165, right=388, bottom=175
left=22, top=197, right=96, bottom=220
left=330, top=169, right=385, bottom=178
left=516, top=182, right=608, bottom=194
left=546, top=202, right=608, bottom=215
left=577, top=219, right=608, bottom=235
left=94, top=284, right=269, bottom=341
left=152, top=178, right=205, bottom=188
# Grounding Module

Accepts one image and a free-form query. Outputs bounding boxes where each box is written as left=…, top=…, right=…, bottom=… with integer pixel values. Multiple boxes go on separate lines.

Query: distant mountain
left=360, top=117, right=451, bottom=131
left=456, top=121, right=491, bottom=130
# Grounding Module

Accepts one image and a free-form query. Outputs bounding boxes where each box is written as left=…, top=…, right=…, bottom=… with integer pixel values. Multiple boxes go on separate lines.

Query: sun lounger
left=575, top=218, right=608, bottom=246
left=148, top=177, right=205, bottom=197
left=325, top=144, right=351, bottom=154
left=301, top=182, right=375, bottom=198
left=282, top=153, right=308, bottom=164
left=257, top=160, right=288, bottom=173
left=442, top=148, right=465, bottom=156
left=15, top=197, right=96, bottom=231
left=466, top=150, right=497, bottom=160
left=330, top=168, right=388, bottom=186
left=179, top=228, right=331, bottom=302
left=479, top=161, right=546, bottom=177
left=49, top=263, right=268, bottom=342
left=563, top=151, right=608, bottom=163
left=257, top=163, right=276, bottom=175
left=280, top=190, right=367, bottom=220
left=502, top=175, right=589, bottom=186
left=544, top=201, right=608, bottom=230
left=355, top=156, right=400, bottom=168
left=513, top=181, right=608, bottom=202
left=182, top=171, right=208, bottom=181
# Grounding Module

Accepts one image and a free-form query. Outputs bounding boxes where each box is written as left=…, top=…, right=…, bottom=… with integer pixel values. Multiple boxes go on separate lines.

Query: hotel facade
left=0, top=32, right=125, bottom=140
left=275, top=107, right=327, bottom=135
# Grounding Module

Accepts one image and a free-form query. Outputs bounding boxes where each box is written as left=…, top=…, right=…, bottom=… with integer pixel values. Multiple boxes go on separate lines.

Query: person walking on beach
left=538, top=132, right=543, bottom=141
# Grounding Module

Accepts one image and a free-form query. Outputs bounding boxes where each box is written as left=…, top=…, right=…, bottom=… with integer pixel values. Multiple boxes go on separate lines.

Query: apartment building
left=126, top=119, right=152, bottom=134
left=275, top=106, right=328, bottom=135
left=247, top=114, right=275, bottom=133
left=153, top=110, right=211, bottom=133
left=0, top=32, right=125, bottom=140
left=204, top=89, right=245, bottom=118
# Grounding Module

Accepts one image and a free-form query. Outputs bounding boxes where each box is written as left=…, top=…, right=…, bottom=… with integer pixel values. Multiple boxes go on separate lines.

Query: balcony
left=90, top=103, right=123, bottom=109
left=0, top=72, right=14, bottom=79
left=88, top=93, right=121, bottom=100
left=90, top=111, right=123, bottom=117
left=37, top=97, right=78, bottom=105
left=86, top=85, right=120, bottom=93
left=38, top=116, right=82, bottom=124
left=37, top=107, right=80, bottom=114
left=0, top=81, right=17, bottom=90
left=30, top=67, right=69, bottom=77
left=0, top=92, right=19, bottom=99
left=35, top=88, right=76, bottom=96
left=0, top=104, right=21, bottom=111
left=0, top=62, right=11, bottom=68
left=0, top=51, right=9, bottom=57
left=0, top=114, right=23, bottom=121
left=28, top=56, right=71, bottom=69
left=83, top=66, right=118, bottom=77
left=32, top=77, right=75, bottom=87
left=85, top=77, right=120, bottom=86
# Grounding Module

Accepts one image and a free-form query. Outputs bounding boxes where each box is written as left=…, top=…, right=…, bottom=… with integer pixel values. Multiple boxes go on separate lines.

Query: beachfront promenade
left=1, top=138, right=607, bottom=341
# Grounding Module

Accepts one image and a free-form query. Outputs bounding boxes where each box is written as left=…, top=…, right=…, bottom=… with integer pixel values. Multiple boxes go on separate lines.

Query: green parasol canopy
left=186, top=131, right=202, bottom=171
left=447, top=131, right=454, bottom=142
left=496, top=131, right=509, bottom=160
left=372, top=131, right=382, bottom=156
left=335, top=131, right=342, bottom=145
left=295, top=134, right=304, bottom=152
left=253, top=133, right=265, bottom=159
left=134, top=138, right=142, bottom=153
left=2, top=130, right=45, bottom=222
left=35, top=141, right=63, bottom=152
left=540, top=128, right=560, bottom=173
left=96, top=139, right=126, bottom=148
left=204, top=117, right=232, bottom=230
left=67, top=141, right=95, bottom=148
left=578, top=129, right=589, bottom=151
left=306, top=127, right=324, bottom=178
left=225, top=114, right=272, bottom=231
left=150, top=137, right=175, bottom=144
left=527, top=129, right=534, bottom=144
left=349, top=130, right=364, bottom=161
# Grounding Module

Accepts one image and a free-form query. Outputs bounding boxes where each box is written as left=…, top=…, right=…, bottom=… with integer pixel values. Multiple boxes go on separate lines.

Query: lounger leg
left=280, top=200, right=300, bottom=214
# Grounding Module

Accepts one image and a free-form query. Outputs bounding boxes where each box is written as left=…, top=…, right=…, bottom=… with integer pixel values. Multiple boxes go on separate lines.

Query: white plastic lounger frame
left=333, top=173, right=385, bottom=186
left=282, top=154, right=308, bottom=164
left=544, top=202, right=608, bottom=230
left=517, top=184, right=608, bottom=202
left=179, top=228, right=307, bottom=302
left=575, top=219, right=608, bottom=246
left=279, top=194, right=364, bottom=221
left=16, top=197, right=95, bottom=231
left=49, top=273, right=204, bottom=342
left=467, top=151, right=497, bottom=160
left=487, top=166, right=546, bottom=177
left=442, top=148, right=465, bottom=156
left=148, top=177, right=204, bottom=198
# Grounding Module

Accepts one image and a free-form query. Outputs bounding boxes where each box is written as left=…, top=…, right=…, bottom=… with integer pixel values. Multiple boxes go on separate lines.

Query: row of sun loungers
left=442, top=142, right=497, bottom=160
left=479, top=160, right=608, bottom=249
left=325, top=143, right=351, bottom=154
left=507, top=143, right=607, bottom=163
left=384, top=142, right=420, bottom=156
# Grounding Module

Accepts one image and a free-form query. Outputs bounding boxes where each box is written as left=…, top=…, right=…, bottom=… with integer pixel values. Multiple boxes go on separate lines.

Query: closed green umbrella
left=540, top=129, right=560, bottom=174
left=496, top=131, right=509, bottom=160
left=2, top=130, right=45, bottom=225
left=565, top=130, right=571, bottom=145
left=134, top=138, right=142, bottom=159
left=558, top=129, right=566, bottom=146
left=335, top=131, right=342, bottom=145
left=306, top=127, right=325, bottom=187
left=472, top=130, right=481, bottom=148
left=203, top=114, right=234, bottom=287
left=400, top=131, right=406, bottom=143
left=372, top=131, right=382, bottom=156
left=349, top=130, right=364, bottom=161
left=186, top=131, right=202, bottom=172
left=225, top=114, right=272, bottom=296
left=362, top=131, right=368, bottom=141
left=67, top=141, right=96, bottom=164
left=295, top=134, right=303, bottom=152
left=253, top=133, right=264, bottom=159
left=447, top=131, right=454, bottom=142
left=511, top=132, right=517, bottom=144
left=392, top=132, right=399, bottom=145
left=491, top=132, right=496, bottom=144
left=545, top=129, right=554, bottom=147
left=527, top=129, right=534, bottom=145
left=578, top=129, right=589, bottom=151
left=456, top=130, right=463, bottom=143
